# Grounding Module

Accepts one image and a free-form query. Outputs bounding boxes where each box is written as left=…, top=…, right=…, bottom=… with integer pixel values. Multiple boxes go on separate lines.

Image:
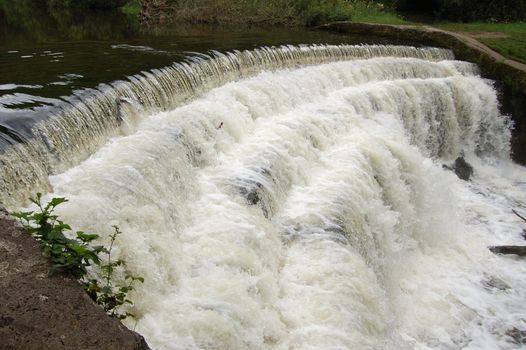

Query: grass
left=348, top=1, right=406, bottom=25
left=121, top=0, right=142, bottom=16
left=434, top=22, right=526, bottom=64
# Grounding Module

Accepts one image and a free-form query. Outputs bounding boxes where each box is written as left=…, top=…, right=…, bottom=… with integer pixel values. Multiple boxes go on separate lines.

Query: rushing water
left=3, top=46, right=526, bottom=349
left=3, top=41, right=526, bottom=349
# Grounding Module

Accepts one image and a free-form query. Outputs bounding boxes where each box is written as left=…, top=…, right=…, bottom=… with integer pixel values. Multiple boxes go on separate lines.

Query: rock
left=240, top=187, right=260, bottom=205
left=442, top=157, right=474, bottom=180
left=489, top=245, right=526, bottom=256
left=0, top=208, right=150, bottom=350
left=453, top=156, right=474, bottom=181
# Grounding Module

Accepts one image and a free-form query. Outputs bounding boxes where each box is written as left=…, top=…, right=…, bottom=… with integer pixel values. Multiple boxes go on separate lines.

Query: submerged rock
left=482, top=275, right=511, bottom=291
left=506, top=328, right=526, bottom=344
left=453, top=157, right=474, bottom=181
left=240, top=186, right=260, bottom=205
left=443, top=156, right=474, bottom=181
left=246, top=190, right=260, bottom=205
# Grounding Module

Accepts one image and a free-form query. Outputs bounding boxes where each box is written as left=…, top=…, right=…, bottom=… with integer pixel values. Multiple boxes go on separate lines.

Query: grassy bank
left=138, top=0, right=404, bottom=27
left=130, top=0, right=524, bottom=64
left=121, top=0, right=142, bottom=15
left=346, top=1, right=405, bottom=24
left=435, top=22, right=526, bottom=64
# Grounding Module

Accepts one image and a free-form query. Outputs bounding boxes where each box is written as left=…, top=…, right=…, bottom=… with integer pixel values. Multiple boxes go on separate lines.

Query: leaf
left=51, top=244, right=65, bottom=254
left=126, top=275, right=144, bottom=283
left=55, top=222, right=72, bottom=231
left=76, top=232, right=99, bottom=242
left=10, top=211, right=33, bottom=220
left=70, top=245, right=88, bottom=256
left=32, top=213, right=46, bottom=222
left=29, top=193, right=42, bottom=206
left=46, top=197, right=67, bottom=210
left=91, top=245, right=106, bottom=255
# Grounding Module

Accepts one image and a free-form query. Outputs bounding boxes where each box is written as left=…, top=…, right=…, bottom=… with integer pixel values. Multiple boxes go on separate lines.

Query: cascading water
left=4, top=44, right=526, bottom=349
left=0, top=44, right=451, bottom=208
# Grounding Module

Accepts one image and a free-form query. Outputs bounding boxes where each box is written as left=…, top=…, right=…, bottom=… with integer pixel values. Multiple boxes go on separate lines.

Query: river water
left=2, top=5, right=526, bottom=350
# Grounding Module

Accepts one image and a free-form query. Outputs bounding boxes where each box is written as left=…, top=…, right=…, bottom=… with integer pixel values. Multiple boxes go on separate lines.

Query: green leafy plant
left=11, top=193, right=143, bottom=320
left=83, top=226, right=144, bottom=320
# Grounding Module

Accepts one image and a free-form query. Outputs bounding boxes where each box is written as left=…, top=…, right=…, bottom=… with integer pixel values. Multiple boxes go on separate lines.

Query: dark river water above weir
left=0, top=4, right=385, bottom=138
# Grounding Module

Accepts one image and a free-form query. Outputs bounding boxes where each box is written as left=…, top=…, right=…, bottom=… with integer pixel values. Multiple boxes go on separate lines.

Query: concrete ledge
left=319, top=22, right=526, bottom=164
left=0, top=208, right=150, bottom=350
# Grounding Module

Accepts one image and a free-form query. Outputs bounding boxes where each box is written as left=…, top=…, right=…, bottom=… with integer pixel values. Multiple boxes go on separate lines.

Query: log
left=489, top=245, right=526, bottom=256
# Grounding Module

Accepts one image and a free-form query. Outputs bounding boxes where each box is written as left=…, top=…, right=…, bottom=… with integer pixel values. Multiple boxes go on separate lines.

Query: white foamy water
left=15, top=47, right=526, bottom=349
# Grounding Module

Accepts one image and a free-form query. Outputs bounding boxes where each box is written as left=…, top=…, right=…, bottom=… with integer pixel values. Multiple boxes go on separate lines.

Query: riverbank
left=319, top=22, right=526, bottom=165
left=138, top=0, right=402, bottom=28
left=0, top=208, right=149, bottom=350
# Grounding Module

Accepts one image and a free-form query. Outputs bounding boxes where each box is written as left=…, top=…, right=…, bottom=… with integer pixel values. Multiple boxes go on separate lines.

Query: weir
left=2, top=44, right=526, bottom=349
left=0, top=44, right=452, bottom=208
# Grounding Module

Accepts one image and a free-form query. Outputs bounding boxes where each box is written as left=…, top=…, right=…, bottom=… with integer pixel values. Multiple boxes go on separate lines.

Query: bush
left=436, top=0, right=526, bottom=22
left=47, top=0, right=128, bottom=9
left=141, top=0, right=357, bottom=27
left=395, top=0, right=526, bottom=22
left=295, top=0, right=353, bottom=26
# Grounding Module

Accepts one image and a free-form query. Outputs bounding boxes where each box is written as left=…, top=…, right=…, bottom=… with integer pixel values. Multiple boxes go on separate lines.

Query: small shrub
left=83, top=226, right=144, bottom=320
left=12, top=193, right=143, bottom=320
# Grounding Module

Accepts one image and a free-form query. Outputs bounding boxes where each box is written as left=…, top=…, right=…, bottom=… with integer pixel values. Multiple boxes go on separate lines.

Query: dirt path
left=461, top=31, right=508, bottom=39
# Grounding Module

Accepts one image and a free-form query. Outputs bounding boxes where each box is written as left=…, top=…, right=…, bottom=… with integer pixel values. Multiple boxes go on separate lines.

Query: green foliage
left=141, top=0, right=403, bottom=27
left=11, top=194, right=143, bottom=320
left=0, top=0, right=139, bottom=42
left=11, top=194, right=103, bottom=279
left=347, top=0, right=405, bottom=24
left=435, top=0, right=526, bottom=22
left=83, top=226, right=144, bottom=320
left=121, top=0, right=142, bottom=16
left=394, top=0, right=526, bottom=22
left=47, top=0, right=128, bottom=9
left=294, top=0, right=353, bottom=27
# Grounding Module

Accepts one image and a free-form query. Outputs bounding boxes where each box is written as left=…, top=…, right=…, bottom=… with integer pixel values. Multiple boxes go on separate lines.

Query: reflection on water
left=0, top=0, right=139, bottom=44
left=0, top=3, right=357, bottom=108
